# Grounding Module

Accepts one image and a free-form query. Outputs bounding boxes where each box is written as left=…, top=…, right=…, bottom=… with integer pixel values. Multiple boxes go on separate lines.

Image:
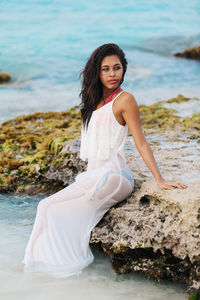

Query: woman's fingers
left=177, top=181, right=188, bottom=188
left=172, top=181, right=187, bottom=189
left=159, top=181, right=188, bottom=190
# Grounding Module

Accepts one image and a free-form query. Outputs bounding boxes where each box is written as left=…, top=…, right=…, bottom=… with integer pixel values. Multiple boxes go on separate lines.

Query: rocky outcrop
left=0, top=94, right=199, bottom=195
left=0, top=106, right=83, bottom=195
left=91, top=179, right=200, bottom=294
left=89, top=116, right=200, bottom=295
left=45, top=137, right=86, bottom=187
left=0, top=72, right=11, bottom=83
left=174, top=46, right=200, bottom=61
left=0, top=95, right=200, bottom=295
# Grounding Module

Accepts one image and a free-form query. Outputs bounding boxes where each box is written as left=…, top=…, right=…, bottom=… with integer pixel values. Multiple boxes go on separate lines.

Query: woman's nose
left=110, top=69, right=115, bottom=76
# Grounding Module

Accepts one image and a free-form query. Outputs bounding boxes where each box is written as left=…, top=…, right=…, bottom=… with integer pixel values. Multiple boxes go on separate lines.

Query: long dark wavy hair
left=79, top=43, right=128, bottom=130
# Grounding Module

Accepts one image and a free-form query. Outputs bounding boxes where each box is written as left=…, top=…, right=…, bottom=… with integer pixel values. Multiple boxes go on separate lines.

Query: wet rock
left=91, top=179, right=200, bottom=294
left=0, top=105, right=83, bottom=195
left=166, top=94, right=191, bottom=104
left=46, top=137, right=87, bottom=186
left=174, top=46, right=200, bottom=61
left=90, top=96, right=200, bottom=295
left=0, top=72, right=11, bottom=83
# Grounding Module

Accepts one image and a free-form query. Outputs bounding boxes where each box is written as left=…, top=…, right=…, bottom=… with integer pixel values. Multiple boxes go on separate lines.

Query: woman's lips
left=108, top=80, right=117, bottom=84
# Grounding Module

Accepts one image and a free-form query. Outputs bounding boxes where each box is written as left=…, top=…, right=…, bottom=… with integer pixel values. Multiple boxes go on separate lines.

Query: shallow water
left=0, top=194, right=188, bottom=300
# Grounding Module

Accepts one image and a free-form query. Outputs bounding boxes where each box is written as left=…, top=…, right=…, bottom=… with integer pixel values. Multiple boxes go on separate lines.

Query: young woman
left=21, top=43, right=187, bottom=276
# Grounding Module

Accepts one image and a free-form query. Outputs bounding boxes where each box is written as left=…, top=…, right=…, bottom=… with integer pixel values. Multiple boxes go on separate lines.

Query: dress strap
left=112, top=90, right=125, bottom=103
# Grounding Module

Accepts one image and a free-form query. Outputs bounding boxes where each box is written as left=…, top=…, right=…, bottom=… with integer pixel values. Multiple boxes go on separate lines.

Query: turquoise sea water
left=0, top=0, right=200, bottom=123
left=0, top=194, right=188, bottom=300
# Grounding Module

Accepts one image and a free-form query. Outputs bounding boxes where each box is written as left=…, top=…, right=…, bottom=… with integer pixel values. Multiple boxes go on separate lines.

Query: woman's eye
left=102, top=66, right=121, bottom=72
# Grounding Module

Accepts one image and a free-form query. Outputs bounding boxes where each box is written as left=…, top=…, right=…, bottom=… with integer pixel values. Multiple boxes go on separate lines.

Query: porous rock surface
left=91, top=177, right=200, bottom=293
left=46, top=130, right=200, bottom=294
left=90, top=128, right=200, bottom=295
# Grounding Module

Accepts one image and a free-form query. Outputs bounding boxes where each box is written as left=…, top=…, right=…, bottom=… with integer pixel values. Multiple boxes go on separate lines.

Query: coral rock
left=174, top=46, right=200, bottom=61
left=0, top=72, right=11, bottom=83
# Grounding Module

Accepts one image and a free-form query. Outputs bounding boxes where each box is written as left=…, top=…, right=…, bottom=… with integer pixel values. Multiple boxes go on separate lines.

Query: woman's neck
left=102, top=86, right=122, bottom=102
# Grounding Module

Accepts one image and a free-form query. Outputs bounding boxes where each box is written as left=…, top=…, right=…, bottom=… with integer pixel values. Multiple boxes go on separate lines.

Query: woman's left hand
left=156, top=178, right=188, bottom=190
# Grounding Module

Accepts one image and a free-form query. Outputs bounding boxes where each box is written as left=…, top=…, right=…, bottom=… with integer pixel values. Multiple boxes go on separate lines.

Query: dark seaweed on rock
left=0, top=106, right=84, bottom=195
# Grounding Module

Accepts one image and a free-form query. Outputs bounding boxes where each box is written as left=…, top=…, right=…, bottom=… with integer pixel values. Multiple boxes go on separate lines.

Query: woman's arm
left=120, top=93, right=187, bottom=190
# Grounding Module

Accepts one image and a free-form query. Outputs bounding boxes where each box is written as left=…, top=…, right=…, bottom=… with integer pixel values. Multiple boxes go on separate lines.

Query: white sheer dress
left=22, top=91, right=134, bottom=277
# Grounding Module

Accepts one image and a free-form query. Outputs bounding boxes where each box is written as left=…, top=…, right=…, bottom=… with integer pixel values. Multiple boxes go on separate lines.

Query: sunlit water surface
left=0, top=194, right=188, bottom=300
left=0, top=0, right=200, bottom=123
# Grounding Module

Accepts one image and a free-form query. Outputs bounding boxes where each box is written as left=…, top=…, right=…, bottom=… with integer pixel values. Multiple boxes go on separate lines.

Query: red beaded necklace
left=102, top=86, right=120, bottom=106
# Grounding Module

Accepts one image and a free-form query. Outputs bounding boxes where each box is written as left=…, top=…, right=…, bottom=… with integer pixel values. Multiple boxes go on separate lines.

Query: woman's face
left=99, top=55, right=123, bottom=90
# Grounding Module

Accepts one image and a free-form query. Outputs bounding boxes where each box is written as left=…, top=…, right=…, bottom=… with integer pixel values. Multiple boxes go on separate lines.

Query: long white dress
left=22, top=91, right=134, bottom=277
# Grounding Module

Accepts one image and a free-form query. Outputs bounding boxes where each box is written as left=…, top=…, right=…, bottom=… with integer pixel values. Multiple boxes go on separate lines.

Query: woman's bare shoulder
left=119, top=90, right=138, bottom=112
